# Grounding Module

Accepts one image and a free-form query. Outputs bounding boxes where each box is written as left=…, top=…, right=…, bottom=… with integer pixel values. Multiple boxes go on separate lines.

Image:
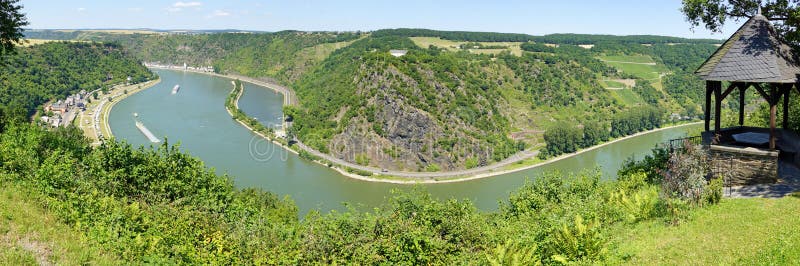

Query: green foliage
left=465, top=157, right=479, bottom=169
left=0, top=42, right=153, bottom=116
left=372, top=28, right=536, bottom=42
left=549, top=215, right=608, bottom=263
left=355, top=153, right=370, bottom=166
left=533, top=33, right=721, bottom=45
left=582, top=121, right=610, bottom=147
left=0, top=121, right=738, bottom=264
left=345, top=167, right=373, bottom=176
left=611, top=106, right=663, bottom=137
left=704, top=177, right=724, bottom=205
left=635, top=80, right=664, bottom=106
left=0, top=0, right=27, bottom=59
left=618, top=146, right=670, bottom=183
left=661, top=143, right=710, bottom=205
left=485, top=240, right=542, bottom=266
left=542, top=123, right=583, bottom=157
left=609, top=182, right=660, bottom=223
left=425, top=163, right=441, bottom=172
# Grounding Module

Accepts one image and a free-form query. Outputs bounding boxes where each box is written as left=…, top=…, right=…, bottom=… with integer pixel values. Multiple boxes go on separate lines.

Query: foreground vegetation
left=2, top=121, right=798, bottom=264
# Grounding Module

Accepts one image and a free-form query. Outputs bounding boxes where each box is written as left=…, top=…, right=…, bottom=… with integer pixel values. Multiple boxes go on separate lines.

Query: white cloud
left=167, top=1, right=202, bottom=13
left=173, top=1, right=203, bottom=8
left=207, top=10, right=231, bottom=18
left=76, top=7, right=86, bottom=12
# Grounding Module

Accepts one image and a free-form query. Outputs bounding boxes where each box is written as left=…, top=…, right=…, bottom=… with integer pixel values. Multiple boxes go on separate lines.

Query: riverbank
left=78, top=78, right=161, bottom=145
left=325, top=122, right=702, bottom=184
left=146, top=66, right=700, bottom=184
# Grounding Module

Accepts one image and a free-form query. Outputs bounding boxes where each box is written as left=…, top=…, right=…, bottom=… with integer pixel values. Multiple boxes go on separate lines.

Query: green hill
left=0, top=41, right=153, bottom=121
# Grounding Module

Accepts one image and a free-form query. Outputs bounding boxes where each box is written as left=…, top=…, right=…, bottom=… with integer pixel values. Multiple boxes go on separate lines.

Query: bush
left=703, top=176, right=724, bottom=205
left=548, top=215, right=608, bottom=263
left=485, top=240, right=542, bottom=266
left=345, top=167, right=373, bottom=176
left=608, top=185, right=659, bottom=223
left=660, top=143, right=709, bottom=204
left=618, top=146, right=670, bottom=184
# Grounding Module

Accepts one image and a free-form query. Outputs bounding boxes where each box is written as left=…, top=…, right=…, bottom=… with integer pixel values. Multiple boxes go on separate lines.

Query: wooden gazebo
left=696, top=13, right=800, bottom=150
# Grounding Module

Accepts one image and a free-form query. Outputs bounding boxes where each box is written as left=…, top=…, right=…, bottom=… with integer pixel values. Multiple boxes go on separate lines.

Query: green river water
left=110, top=69, right=700, bottom=215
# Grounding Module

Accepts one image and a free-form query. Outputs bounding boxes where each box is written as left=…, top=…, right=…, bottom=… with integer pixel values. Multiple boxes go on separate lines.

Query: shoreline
left=146, top=66, right=700, bottom=184
left=81, top=78, right=161, bottom=144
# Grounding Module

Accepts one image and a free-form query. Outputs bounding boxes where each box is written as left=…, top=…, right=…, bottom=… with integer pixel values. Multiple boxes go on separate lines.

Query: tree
left=682, top=1, right=800, bottom=46
left=0, top=0, right=28, bottom=58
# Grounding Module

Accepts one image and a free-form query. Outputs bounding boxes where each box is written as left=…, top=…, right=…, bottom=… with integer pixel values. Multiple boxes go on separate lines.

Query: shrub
left=485, top=240, right=542, bottom=266
left=703, top=176, right=724, bottom=205
left=608, top=185, right=659, bottom=223
left=660, top=143, right=708, bottom=204
left=618, top=146, right=670, bottom=184
left=548, top=215, right=607, bottom=263
left=345, top=167, right=373, bottom=176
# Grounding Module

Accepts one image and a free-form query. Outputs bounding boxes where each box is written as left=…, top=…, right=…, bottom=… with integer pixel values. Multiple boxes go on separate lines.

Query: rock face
left=328, top=65, right=497, bottom=171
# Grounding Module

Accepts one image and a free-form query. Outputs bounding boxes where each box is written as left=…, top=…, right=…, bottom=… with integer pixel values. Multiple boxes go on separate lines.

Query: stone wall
left=708, top=145, right=779, bottom=186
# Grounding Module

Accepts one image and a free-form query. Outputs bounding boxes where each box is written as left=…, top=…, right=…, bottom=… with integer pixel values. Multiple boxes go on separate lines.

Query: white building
left=390, top=50, right=408, bottom=57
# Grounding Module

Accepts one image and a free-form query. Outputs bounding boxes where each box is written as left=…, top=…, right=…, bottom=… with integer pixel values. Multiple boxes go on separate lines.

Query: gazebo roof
left=696, top=14, right=800, bottom=83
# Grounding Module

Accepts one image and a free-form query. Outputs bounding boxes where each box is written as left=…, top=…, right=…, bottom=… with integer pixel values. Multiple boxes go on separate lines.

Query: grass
left=18, top=39, right=84, bottom=47
left=614, top=197, right=800, bottom=265
left=604, top=62, right=665, bottom=80
left=603, top=80, right=627, bottom=88
left=0, top=180, right=119, bottom=265
left=55, top=29, right=159, bottom=35
left=598, top=55, right=668, bottom=80
left=598, top=55, right=655, bottom=64
left=610, top=89, right=644, bottom=106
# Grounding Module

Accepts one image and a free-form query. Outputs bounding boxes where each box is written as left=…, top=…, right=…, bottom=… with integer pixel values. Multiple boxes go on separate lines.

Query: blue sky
left=21, top=0, right=742, bottom=39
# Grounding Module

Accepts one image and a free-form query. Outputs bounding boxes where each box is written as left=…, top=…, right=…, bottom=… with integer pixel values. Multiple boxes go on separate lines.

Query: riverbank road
left=77, top=79, right=161, bottom=145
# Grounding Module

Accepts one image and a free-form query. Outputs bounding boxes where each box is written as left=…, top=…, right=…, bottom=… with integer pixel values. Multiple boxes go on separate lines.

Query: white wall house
left=390, top=50, right=407, bottom=57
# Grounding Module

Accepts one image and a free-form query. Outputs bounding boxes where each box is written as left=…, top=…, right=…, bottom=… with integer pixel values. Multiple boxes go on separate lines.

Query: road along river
left=110, top=69, right=700, bottom=215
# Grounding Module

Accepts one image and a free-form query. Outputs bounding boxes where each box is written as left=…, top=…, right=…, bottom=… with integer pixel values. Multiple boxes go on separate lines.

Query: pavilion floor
left=727, top=153, right=800, bottom=198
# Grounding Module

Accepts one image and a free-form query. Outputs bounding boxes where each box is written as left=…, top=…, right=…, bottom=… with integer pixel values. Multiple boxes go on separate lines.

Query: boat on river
left=171, top=84, right=180, bottom=94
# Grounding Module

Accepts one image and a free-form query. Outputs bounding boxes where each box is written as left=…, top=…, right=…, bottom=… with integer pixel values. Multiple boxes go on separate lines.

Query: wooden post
left=705, top=81, right=714, bottom=132
left=770, top=85, right=778, bottom=150
left=783, top=85, right=791, bottom=129
left=739, top=83, right=746, bottom=126
left=714, top=82, right=722, bottom=133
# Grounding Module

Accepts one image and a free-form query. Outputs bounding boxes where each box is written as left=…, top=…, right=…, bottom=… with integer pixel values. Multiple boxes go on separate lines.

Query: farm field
left=409, top=37, right=523, bottom=55
left=55, top=29, right=159, bottom=35
left=598, top=55, right=669, bottom=80
left=598, top=55, right=656, bottom=64
left=19, top=39, right=62, bottom=47
left=609, top=88, right=645, bottom=106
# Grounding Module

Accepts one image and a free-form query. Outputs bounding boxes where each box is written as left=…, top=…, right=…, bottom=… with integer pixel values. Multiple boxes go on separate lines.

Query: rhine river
left=110, top=69, right=700, bottom=215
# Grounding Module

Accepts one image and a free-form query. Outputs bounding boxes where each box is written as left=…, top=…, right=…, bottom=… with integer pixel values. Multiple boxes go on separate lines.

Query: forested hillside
left=22, top=30, right=722, bottom=171
left=24, top=30, right=361, bottom=84
left=0, top=41, right=153, bottom=125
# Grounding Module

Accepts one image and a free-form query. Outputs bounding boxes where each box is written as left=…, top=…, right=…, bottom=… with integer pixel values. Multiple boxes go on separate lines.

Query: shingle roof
left=696, top=14, right=800, bottom=83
